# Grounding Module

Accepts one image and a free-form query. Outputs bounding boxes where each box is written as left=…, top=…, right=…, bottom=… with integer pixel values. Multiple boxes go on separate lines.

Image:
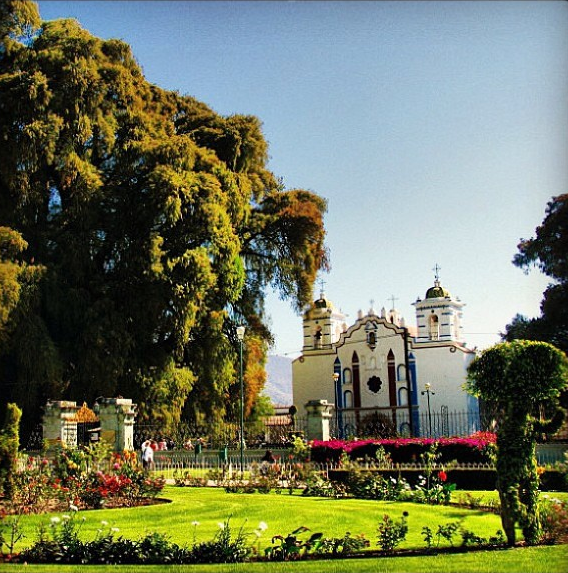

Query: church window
left=398, top=387, right=408, bottom=406
left=367, top=331, right=376, bottom=348
left=343, top=368, right=352, bottom=384
left=343, top=390, right=353, bottom=408
left=314, top=326, right=323, bottom=348
left=397, top=364, right=406, bottom=381
left=429, top=314, right=439, bottom=340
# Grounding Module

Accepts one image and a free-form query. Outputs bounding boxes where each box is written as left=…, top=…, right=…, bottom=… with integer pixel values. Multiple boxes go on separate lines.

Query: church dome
left=313, top=295, right=334, bottom=310
left=425, top=280, right=451, bottom=299
left=304, top=291, right=335, bottom=318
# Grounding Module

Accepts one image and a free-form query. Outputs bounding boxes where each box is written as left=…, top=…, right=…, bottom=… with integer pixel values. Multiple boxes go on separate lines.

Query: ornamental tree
left=466, top=340, right=568, bottom=546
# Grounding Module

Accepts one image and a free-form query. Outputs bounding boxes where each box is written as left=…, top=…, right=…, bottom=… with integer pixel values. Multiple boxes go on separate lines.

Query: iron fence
left=329, top=408, right=487, bottom=440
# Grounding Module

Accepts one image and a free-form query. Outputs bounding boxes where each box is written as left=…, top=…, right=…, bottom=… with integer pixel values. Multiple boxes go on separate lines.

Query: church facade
left=292, top=274, right=480, bottom=438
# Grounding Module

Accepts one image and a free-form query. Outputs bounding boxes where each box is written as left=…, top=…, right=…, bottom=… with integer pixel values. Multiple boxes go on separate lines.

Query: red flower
left=438, top=470, right=447, bottom=482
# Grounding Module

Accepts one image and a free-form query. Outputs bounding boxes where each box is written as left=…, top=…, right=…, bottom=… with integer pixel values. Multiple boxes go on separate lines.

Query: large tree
left=466, top=340, right=568, bottom=546
left=502, top=194, right=568, bottom=353
left=0, top=1, right=328, bottom=439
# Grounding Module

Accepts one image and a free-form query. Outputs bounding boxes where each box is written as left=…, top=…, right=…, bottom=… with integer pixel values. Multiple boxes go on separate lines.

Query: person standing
left=142, top=439, right=154, bottom=470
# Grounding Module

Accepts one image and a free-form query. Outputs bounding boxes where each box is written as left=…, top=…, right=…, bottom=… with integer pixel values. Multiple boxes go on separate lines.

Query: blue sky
left=37, top=1, right=568, bottom=357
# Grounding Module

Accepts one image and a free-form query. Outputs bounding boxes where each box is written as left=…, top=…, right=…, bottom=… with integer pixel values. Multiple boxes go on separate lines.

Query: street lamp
left=332, top=372, right=340, bottom=437
left=421, top=383, right=435, bottom=437
left=236, top=325, right=246, bottom=474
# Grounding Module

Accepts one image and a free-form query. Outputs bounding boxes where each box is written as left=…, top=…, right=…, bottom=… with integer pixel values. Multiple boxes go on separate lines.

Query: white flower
left=50, top=517, right=60, bottom=524
left=191, top=521, right=200, bottom=527
left=69, top=504, right=79, bottom=512
left=217, top=522, right=226, bottom=530
left=62, top=515, right=70, bottom=521
left=111, top=527, right=120, bottom=533
left=101, top=520, right=108, bottom=526
left=258, top=521, right=268, bottom=531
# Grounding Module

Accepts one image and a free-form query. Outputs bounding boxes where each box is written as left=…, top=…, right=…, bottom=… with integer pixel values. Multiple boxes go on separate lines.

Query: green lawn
left=2, top=487, right=567, bottom=572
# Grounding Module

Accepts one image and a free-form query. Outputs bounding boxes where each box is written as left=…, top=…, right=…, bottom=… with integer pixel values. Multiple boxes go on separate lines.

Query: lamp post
left=332, top=372, right=339, bottom=437
left=236, top=325, right=246, bottom=474
left=421, top=383, right=435, bottom=437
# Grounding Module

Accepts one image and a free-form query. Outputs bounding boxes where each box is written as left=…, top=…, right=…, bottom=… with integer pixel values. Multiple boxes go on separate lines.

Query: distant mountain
left=264, top=355, right=293, bottom=406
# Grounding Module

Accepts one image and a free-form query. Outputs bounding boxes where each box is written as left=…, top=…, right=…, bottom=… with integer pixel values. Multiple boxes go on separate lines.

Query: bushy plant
left=315, top=532, right=370, bottom=556
left=539, top=496, right=568, bottom=544
left=173, top=470, right=207, bottom=487
left=412, top=470, right=456, bottom=505
left=264, top=526, right=324, bottom=561
left=187, top=519, right=250, bottom=563
left=10, top=457, right=52, bottom=512
left=345, top=469, right=412, bottom=501
left=377, top=512, right=408, bottom=553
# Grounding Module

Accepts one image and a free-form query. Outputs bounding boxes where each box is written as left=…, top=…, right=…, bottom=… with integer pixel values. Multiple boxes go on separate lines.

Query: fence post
left=42, top=400, right=78, bottom=450
left=305, top=399, right=333, bottom=441
left=98, top=398, right=137, bottom=452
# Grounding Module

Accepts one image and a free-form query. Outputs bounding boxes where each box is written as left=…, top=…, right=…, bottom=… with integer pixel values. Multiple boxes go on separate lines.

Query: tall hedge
left=0, top=403, right=22, bottom=499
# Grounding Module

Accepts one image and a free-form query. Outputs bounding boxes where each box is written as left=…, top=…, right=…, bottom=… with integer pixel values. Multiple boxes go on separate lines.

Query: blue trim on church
left=409, top=352, right=420, bottom=435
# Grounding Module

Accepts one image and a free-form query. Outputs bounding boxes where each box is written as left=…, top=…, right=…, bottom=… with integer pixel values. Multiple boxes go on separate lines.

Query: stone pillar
left=42, top=401, right=79, bottom=449
left=97, top=398, right=137, bottom=452
left=305, top=399, right=333, bottom=441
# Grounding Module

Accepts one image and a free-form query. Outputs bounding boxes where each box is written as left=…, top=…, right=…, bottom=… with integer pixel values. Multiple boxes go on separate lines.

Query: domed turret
left=425, top=279, right=451, bottom=299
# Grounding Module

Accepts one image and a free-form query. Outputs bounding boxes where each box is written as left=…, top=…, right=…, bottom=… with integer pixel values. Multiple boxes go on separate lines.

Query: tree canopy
left=466, top=339, right=568, bottom=545
left=0, top=1, right=328, bottom=439
left=502, top=194, right=568, bottom=353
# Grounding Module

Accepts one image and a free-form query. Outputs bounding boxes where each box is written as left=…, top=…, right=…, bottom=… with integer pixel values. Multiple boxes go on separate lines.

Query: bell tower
left=412, top=265, right=465, bottom=344
left=302, top=283, right=347, bottom=352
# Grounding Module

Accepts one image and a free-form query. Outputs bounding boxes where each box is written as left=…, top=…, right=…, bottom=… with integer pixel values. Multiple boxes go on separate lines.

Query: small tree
left=0, top=403, right=22, bottom=500
left=466, top=340, right=568, bottom=546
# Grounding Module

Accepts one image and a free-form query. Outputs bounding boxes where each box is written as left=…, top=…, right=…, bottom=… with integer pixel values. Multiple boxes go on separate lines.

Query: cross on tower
left=318, top=278, right=326, bottom=296
left=389, top=294, right=398, bottom=310
left=433, top=263, right=441, bottom=282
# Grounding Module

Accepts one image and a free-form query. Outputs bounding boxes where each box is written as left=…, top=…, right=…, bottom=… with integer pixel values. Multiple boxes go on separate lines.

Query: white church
left=292, top=271, right=480, bottom=438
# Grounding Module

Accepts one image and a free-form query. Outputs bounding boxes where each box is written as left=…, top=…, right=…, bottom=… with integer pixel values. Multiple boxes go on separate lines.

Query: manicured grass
left=11, top=486, right=508, bottom=552
left=4, top=487, right=567, bottom=572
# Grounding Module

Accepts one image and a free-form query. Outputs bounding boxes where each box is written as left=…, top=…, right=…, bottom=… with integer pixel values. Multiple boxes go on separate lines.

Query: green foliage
left=466, top=340, right=568, bottom=546
left=0, top=402, right=21, bottom=499
left=538, top=497, right=568, bottom=545
left=0, top=1, right=328, bottom=436
left=264, top=526, right=324, bottom=561
left=377, top=512, right=408, bottom=553
left=187, top=518, right=250, bottom=564
left=506, top=194, right=568, bottom=353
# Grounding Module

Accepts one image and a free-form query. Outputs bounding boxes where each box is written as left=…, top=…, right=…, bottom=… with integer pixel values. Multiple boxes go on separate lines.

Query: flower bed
left=309, top=432, right=497, bottom=465
left=3, top=443, right=165, bottom=515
